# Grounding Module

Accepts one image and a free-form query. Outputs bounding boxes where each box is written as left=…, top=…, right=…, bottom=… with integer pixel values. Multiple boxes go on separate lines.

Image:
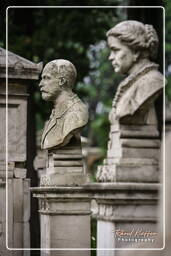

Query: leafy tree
left=1, top=1, right=125, bottom=149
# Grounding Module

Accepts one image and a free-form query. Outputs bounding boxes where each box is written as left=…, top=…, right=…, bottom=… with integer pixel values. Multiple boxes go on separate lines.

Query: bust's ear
left=59, top=76, right=67, bottom=86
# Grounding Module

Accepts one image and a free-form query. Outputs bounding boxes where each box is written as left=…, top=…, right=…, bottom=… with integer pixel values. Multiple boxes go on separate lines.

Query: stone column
left=31, top=59, right=91, bottom=254
left=95, top=20, right=164, bottom=254
left=88, top=182, right=160, bottom=255
left=0, top=47, right=42, bottom=253
left=32, top=187, right=91, bottom=256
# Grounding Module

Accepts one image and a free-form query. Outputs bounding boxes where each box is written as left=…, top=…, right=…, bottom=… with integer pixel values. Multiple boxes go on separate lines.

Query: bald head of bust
left=39, top=59, right=77, bottom=101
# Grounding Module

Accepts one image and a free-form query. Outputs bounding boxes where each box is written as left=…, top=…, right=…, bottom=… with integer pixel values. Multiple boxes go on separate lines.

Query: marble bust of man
left=39, top=59, right=88, bottom=150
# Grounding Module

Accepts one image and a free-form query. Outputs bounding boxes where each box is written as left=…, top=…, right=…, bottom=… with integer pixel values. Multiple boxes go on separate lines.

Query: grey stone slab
left=0, top=95, right=27, bottom=162
left=121, top=139, right=160, bottom=148
left=116, top=164, right=159, bottom=182
left=54, top=166, right=83, bottom=173
left=0, top=185, right=6, bottom=222
left=0, top=47, right=42, bottom=80
left=53, top=160, right=83, bottom=167
left=97, top=204, right=157, bottom=220
left=108, top=146, right=159, bottom=159
left=105, top=157, right=158, bottom=165
left=50, top=201, right=90, bottom=212
left=97, top=161, right=159, bottom=183
left=33, top=186, right=91, bottom=253
left=50, top=215, right=91, bottom=248
left=97, top=220, right=115, bottom=255
left=14, top=168, right=27, bottom=179
left=23, top=179, right=30, bottom=222
left=0, top=223, right=14, bottom=255
left=13, top=179, right=23, bottom=222
left=7, top=179, right=14, bottom=248
left=41, top=214, right=50, bottom=249
left=111, top=124, right=159, bottom=137
left=23, top=222, right=30, bottom=250
left=13, top=223, right=23, bottom=249
left=52, top=154, right=82, bottom=159
left=40, top=172, right=87, bottom=186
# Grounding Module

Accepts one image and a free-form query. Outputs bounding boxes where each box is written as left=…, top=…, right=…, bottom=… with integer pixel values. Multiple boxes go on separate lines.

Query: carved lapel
left=41, top=118, right=57, bottom=147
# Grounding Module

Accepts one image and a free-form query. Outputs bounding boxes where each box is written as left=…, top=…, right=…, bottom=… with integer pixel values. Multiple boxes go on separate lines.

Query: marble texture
left=39, top=59, right=88, bottom=186
left=96, top=20, right=163, bottom=182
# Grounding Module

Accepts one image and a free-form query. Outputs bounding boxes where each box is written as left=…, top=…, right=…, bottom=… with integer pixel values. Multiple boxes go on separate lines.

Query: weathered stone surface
left=0, top=48, right=41, bottom=253
left=39, top=59, right=88, bottom=150
left=97, top=161, right=159, bottom=182
left=14, top=168, right=27, bottom=179
left=23, top=179, right=31, bottom=222
left=7, top=179, right=13, bottom=248
left=39, top=59, right=89, bottom=186
left=86, top=182, right=159, bottom=250
left=97, top=220, right=115, bottom=255
left=95, top=20, right=163, bottom=252
left=32, top=186, right=91, bottom=255
left=0, top=47, right=42, bottom=80
left=97, top=20, right=163, bottom=182
left=0, top=95, right=27, bottom=162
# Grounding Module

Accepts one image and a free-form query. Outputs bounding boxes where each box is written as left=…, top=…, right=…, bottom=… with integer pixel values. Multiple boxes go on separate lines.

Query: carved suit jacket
left=41, top=94, right=88, bottom=150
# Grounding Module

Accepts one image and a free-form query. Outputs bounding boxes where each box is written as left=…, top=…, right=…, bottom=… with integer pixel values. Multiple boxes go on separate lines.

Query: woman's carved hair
left=107, top=20, right=159, bottom=60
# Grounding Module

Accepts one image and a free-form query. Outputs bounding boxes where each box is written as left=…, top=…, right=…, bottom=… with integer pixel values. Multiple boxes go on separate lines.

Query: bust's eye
left=42, top=75, right=51, bottom=80
left=112, top=47, right=120, bottom=52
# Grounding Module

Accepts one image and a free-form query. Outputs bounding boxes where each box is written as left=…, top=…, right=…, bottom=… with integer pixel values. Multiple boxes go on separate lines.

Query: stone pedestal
left=87, top=182, right=160, bottom=255
left=0, top=47, right=42, bottom=253
left=40, top=135, right=88, bottom=186
left=97, top=123, right=160, bottom=183
left=31, top=186, right=91, bottom=256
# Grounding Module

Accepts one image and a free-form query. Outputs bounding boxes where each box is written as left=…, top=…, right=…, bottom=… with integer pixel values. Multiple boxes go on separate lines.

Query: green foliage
left=166, top=77, right=171, bottom=101
left=77, top=41, right=123, bottom=148
left=2, top=4, right=124, bottom=148
left=3, top=4, right=125, bottom=148
left=7, top=5, right=118, bottom=80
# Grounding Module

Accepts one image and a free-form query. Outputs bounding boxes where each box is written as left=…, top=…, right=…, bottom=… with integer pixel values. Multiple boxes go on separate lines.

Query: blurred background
left=0, top=0, right=169, bottom=253
left=1, top=0, right=168, bottom=153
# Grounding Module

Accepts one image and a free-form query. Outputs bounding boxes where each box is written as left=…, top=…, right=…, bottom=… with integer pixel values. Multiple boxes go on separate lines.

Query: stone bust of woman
left=107, top=20, right=163, bottom=125
left=96, top=20, right=163, bottom=182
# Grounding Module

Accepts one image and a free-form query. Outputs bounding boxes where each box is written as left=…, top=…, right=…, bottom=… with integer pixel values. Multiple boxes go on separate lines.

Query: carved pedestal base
left=40, top=136, right=88, bottom=186
left=97, top=158, right=159, bottom=182
left=31, top=186, right=91, bottom=256
left=86, top=182, right=162, bottom=255
left=97, top=124, right=160, bottom=182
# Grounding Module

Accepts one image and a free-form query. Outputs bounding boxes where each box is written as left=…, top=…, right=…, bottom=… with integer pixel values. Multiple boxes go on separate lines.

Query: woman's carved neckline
left=112, top=60, right=159, bottom=110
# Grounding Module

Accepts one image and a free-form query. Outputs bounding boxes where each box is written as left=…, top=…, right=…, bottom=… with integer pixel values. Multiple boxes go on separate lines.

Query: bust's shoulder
left=136, top=68, right=164, bottom=89
left=63, top=97, right=88, bottom=136
left=132, top=68, right=164, bottom=103
left=116, top=65, right=164, bottom=119
left=67, top=96, right=88, bottom=120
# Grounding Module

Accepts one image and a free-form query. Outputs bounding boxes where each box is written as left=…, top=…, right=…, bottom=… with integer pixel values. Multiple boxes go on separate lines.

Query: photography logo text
left=113, top=228, right=158, bottom=243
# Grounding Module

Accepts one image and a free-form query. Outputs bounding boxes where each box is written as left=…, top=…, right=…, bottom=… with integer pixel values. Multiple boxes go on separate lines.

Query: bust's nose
left=39, top=79, right=44, bottom=88
left=109, top=51, right=115, bottom=61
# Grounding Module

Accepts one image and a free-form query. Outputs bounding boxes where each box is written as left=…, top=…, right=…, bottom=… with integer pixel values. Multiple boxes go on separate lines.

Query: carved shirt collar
left=112, top=59, right=159, bottom=109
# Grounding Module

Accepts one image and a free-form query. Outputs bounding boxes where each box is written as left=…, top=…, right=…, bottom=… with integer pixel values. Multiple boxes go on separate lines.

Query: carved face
left=39, top=65, right=63, bottom=101
left=108, top=36, right=138, bottom=74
